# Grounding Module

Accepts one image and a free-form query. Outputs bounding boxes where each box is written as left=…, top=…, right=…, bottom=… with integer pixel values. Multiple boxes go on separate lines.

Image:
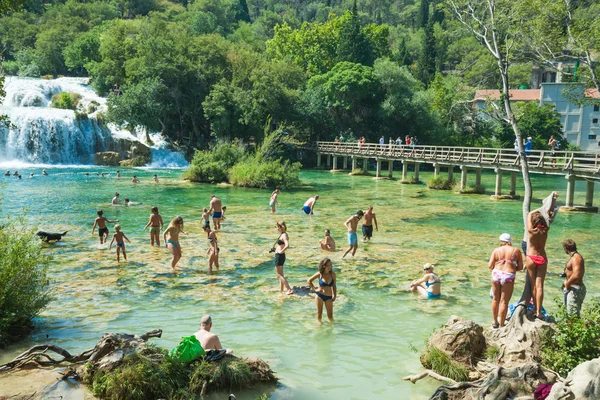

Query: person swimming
left=410, top=263, right=441, bottom=299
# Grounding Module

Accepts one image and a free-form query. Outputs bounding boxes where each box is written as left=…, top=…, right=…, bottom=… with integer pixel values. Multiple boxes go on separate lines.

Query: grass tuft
left=426, top=176, right=454, bottom=189
left=421, top=346, right=469, bottom=382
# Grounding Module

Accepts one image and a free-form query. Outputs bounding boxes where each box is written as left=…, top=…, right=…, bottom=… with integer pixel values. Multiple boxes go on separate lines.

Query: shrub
left=50, top=92, right=82, bottom=110
left=427, top=176, right=454, bottom=189
left=401, top=174, right=421, bottom=184
left=0, top=216, right=52, bottom=347
left=540, top=297, right=600, bottom=377
left=183, top=141, right=245, bottom=183
left=229, top=155, right=301, bottom=189
left=420, top=345, right=469, bottom=382
left=453, top=183, right=486, bottom=194
left=350, top=168, right=370, bottom=176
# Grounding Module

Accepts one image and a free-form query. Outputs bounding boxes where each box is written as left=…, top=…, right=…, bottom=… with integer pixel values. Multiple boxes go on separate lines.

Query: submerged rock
left=94, top=151, right=120, bottom=166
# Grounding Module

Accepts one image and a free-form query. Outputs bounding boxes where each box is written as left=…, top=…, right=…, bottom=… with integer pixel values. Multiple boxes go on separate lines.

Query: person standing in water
left=112, top=192, right=121, bottom=205
left=488, top=233, right=523, bottom=328
left=109, top=224, right=131, bottom=262
left=302, top=195, right=318, bottom=215
left=132, top=175, right=139, bottom=183
left=319, top=229, right=336, bottom=251
left=273, top=221, right=293, bottom=295
left=270, top=189, right=280, bottom=214
left=342, top=210, right=364, bottom=258
left=204, top=225, right=219, bottom=272
left=201, top=208, right=210, bottom=230
left=209, top=194, right=223, bottom=230
left=153, top=174, right=159, bottom=183
left=164, top=216, right=187, bottom=269
left=143, top=206, right=164, bottom=246
left=562, top=239, right=586, bottom=317
left=362, top=206, right=378, bottom=242
left=116, top=170, right=121, bottom=178
left=410, top=263, right=441, bottom=299
left=92, top=210, right=119, bottom=244
left=307, top=258, right=337, bottom=324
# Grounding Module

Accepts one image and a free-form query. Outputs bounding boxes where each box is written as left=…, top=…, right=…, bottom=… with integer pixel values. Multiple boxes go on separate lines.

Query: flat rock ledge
left=404, top=307, right=598, bottom=399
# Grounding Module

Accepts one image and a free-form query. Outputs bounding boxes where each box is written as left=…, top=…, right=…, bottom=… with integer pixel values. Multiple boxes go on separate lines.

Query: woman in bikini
left=163, top=216, right=187, bottom=269
left=410, top=263, right=441, bottom=299
left=308, top=258, right=337, bottom=324
left=488, top=233, right=523, bottom=328
left=526, top=210, right=550, bottom=319
left=274, top=221, right=293, bottom=295
left=203, top=225, right=219, bottom=272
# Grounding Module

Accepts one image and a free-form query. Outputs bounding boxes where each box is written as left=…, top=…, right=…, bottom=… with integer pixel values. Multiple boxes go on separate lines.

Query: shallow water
left=0, top=167, right=598, bottom=399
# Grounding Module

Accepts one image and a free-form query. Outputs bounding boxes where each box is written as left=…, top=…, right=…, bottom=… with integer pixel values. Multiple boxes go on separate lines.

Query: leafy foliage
left=228, top=156, right=301, bottom=189
left=0, top=215, right=52, bottom=347
left=427, top=176, right=454, bottom=190
left=541, top=298, right=600, bottom=377
left=50, top=92, right=81, bottom=110
left=183, top=141, right=246, bottom=183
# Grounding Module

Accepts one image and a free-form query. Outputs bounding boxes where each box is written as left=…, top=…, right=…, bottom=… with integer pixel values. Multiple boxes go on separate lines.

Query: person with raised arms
left=270, top=189, right=280, bottom=214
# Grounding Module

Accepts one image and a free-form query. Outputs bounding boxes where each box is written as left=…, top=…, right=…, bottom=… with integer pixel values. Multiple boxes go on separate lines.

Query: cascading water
left=0, top=77, right=187, bottom=166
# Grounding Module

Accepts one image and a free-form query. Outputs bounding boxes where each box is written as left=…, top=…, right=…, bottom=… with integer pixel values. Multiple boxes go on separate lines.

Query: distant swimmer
left=319, top=229, right=336, bottom=251
left=164, top=216, right=187, bottom=269
left=29, top=173, right=34, bottom=178
left=362, top=206, right=378, bottom=242
left=307, top=257, right=337, bottom=324
left=273, top=221, right=293, bottom=295
left=302, top=195, right=319, bottom=215
left=116, top=170, right=121, bottom=178
left=13, top=170, right=18, bottom=176
left=42, top=169, right=48, bottom=176
left=153, top=174, right=159, bottom=183
left=204, top=225, right=219, bottom=272
left=124, top=198, right=130, bottom=206
left=109, top=224, right=131, bottom=262
left=112, top=192, right=121, bottom=205
left=410, top=263, right=441, bottom=299
left=270, top=189, right=280, bottom=213
left=132, top=175, right=139, bottom=184
left=91, top=210, right=119, bottom=245
left=209, top=194, right=223, bottom=230
left=4, top=170, right=9, bottom=176
left=342, top=210, right=363, bottom=258
left=143, top=206, right=164, bottom=246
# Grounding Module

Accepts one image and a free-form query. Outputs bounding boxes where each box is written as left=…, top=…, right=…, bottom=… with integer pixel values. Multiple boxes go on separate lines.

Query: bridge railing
left=315, top=142, right=600, bottom=175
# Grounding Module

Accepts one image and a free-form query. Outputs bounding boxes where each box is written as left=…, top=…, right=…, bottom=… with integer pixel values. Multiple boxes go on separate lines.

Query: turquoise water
left=0, top=167, right=598, bottom=399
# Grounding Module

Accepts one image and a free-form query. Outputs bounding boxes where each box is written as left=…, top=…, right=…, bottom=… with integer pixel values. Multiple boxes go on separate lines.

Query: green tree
left=336, top=1, right=373, bottom=66
left=236, top=0, right=251, bottom=23
left=515, top=102, right=564, bottom=149
left=417, top=20, right=436, bottom=85
left=418, top=0, right=429, bottom=28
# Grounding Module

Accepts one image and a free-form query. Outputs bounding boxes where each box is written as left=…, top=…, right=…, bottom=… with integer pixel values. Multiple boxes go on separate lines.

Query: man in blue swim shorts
left=342, top=210, right=364, bottom=258
left=302, top=195, right=319, bottom=215
left=209, top=194, right=223, bottom=230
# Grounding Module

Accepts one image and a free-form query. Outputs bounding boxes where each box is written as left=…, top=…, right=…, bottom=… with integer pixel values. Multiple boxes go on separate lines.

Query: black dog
left=36, top=230, right=68, bottom=242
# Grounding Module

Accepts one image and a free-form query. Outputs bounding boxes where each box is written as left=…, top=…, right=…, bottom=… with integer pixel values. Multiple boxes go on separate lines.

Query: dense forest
left=1, top=0, right=597, bottom=150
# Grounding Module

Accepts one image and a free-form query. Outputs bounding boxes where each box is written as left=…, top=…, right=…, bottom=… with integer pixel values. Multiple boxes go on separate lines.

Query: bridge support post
left=343, top=156, right=348, bottom=170
left=509, top=172, right=517, bottom=196
left=331, top=156, right=338, bottom=171
left=414, top=163, right=420, bottom=182
left=475, top=169, right=482, bottom=187
left=362, top=158, right=368, bottom=173
left=317, top=153, right=321, bottom=168
left=586, top=180, right=595, bottom=207
left=566, top=174, right=576, bottom=207
left=351, top=156, right=357, bottom=171
left=448, top=166, right=454, bottom=182
left=494, top=169, right=503, bottom=196
left=388, top=160, right=393, bottom=179
left=460, top=166, right=468, bottom=191
left=327, top=154, right=331, bottom=168
left=402, top=161, right=408, bottom=181
left=376, top=159, right=382, bottom=178
left=434, top=163, right=440, bottom=179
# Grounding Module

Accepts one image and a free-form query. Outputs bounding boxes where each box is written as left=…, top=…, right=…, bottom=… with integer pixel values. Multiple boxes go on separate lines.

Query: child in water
left=201, top=208, right=210, bottom=230
left=144, top=206, right=164, bottom=246
left=109, top=224, right=131, bottom=262
left=92, top=210, right=119, bottom=244
left=221, top=206, right=227, bottom=221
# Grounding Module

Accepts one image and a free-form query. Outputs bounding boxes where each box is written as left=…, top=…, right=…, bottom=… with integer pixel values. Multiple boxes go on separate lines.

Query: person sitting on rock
left=410, top=263, right=441, bottom=299
left=194, top=315, right=232, bottom=354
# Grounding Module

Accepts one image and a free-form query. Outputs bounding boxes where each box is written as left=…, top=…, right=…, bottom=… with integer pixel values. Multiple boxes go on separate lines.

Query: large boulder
left=94, top=151, right=121, bottom=166
left=546, top=357, right=600, bottom=400
left=422, top=315, right=486, bottom=367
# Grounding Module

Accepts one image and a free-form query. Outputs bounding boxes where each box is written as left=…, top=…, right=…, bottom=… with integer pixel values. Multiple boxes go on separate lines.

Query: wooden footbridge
left=313, top=141, right=600, bottom=212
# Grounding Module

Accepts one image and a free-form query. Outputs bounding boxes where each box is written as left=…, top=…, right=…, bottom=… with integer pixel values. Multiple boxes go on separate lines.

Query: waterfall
left=0, top=77, right=187, bottom=166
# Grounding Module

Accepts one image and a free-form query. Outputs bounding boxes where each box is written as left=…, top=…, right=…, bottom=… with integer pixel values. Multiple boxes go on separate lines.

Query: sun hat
left=499, top=233, right=512, bottom=243
left=423, top=263, right=434, bottom=271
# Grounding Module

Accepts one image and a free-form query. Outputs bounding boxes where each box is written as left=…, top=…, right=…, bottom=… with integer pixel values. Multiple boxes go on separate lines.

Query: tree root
left=402, top=370, right=458, bottom=385
left=0, top=329, right=162, bottom=373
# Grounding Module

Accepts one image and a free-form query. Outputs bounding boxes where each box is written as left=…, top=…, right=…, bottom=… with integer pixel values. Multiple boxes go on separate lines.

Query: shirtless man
left=91, top=210, right=119, bottom=244
left=319, top=229, right=336, bottom=251
left=362, top=206, right=378, bottom=242
left=193, top=315, right=232, bottom=354
left=562, top=239, right=586, bottom=317
left=343, top=210, right=364, bottom=258
left=302, top=195, right=319, bottom=215
left=112, top=192, right=121, bottom=205
left=209, top=194, right=223, bottom=230
left=132, top=175, right=139, bottom=183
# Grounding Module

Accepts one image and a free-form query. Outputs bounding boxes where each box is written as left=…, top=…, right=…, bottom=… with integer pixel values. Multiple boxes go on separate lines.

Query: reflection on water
left=0, top=168, right=598, bottom=399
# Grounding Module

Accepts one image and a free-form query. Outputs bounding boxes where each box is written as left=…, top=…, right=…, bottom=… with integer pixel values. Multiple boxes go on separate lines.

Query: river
left=0, top=166, right=597, bottom=399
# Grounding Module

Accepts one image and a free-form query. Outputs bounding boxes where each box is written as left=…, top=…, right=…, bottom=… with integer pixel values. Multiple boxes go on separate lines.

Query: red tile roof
left=474, top=89, right=541, bottom=101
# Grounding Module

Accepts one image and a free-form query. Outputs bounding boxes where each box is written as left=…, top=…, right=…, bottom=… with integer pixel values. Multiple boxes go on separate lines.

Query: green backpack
left=169, top=335, right=205, bottom=363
